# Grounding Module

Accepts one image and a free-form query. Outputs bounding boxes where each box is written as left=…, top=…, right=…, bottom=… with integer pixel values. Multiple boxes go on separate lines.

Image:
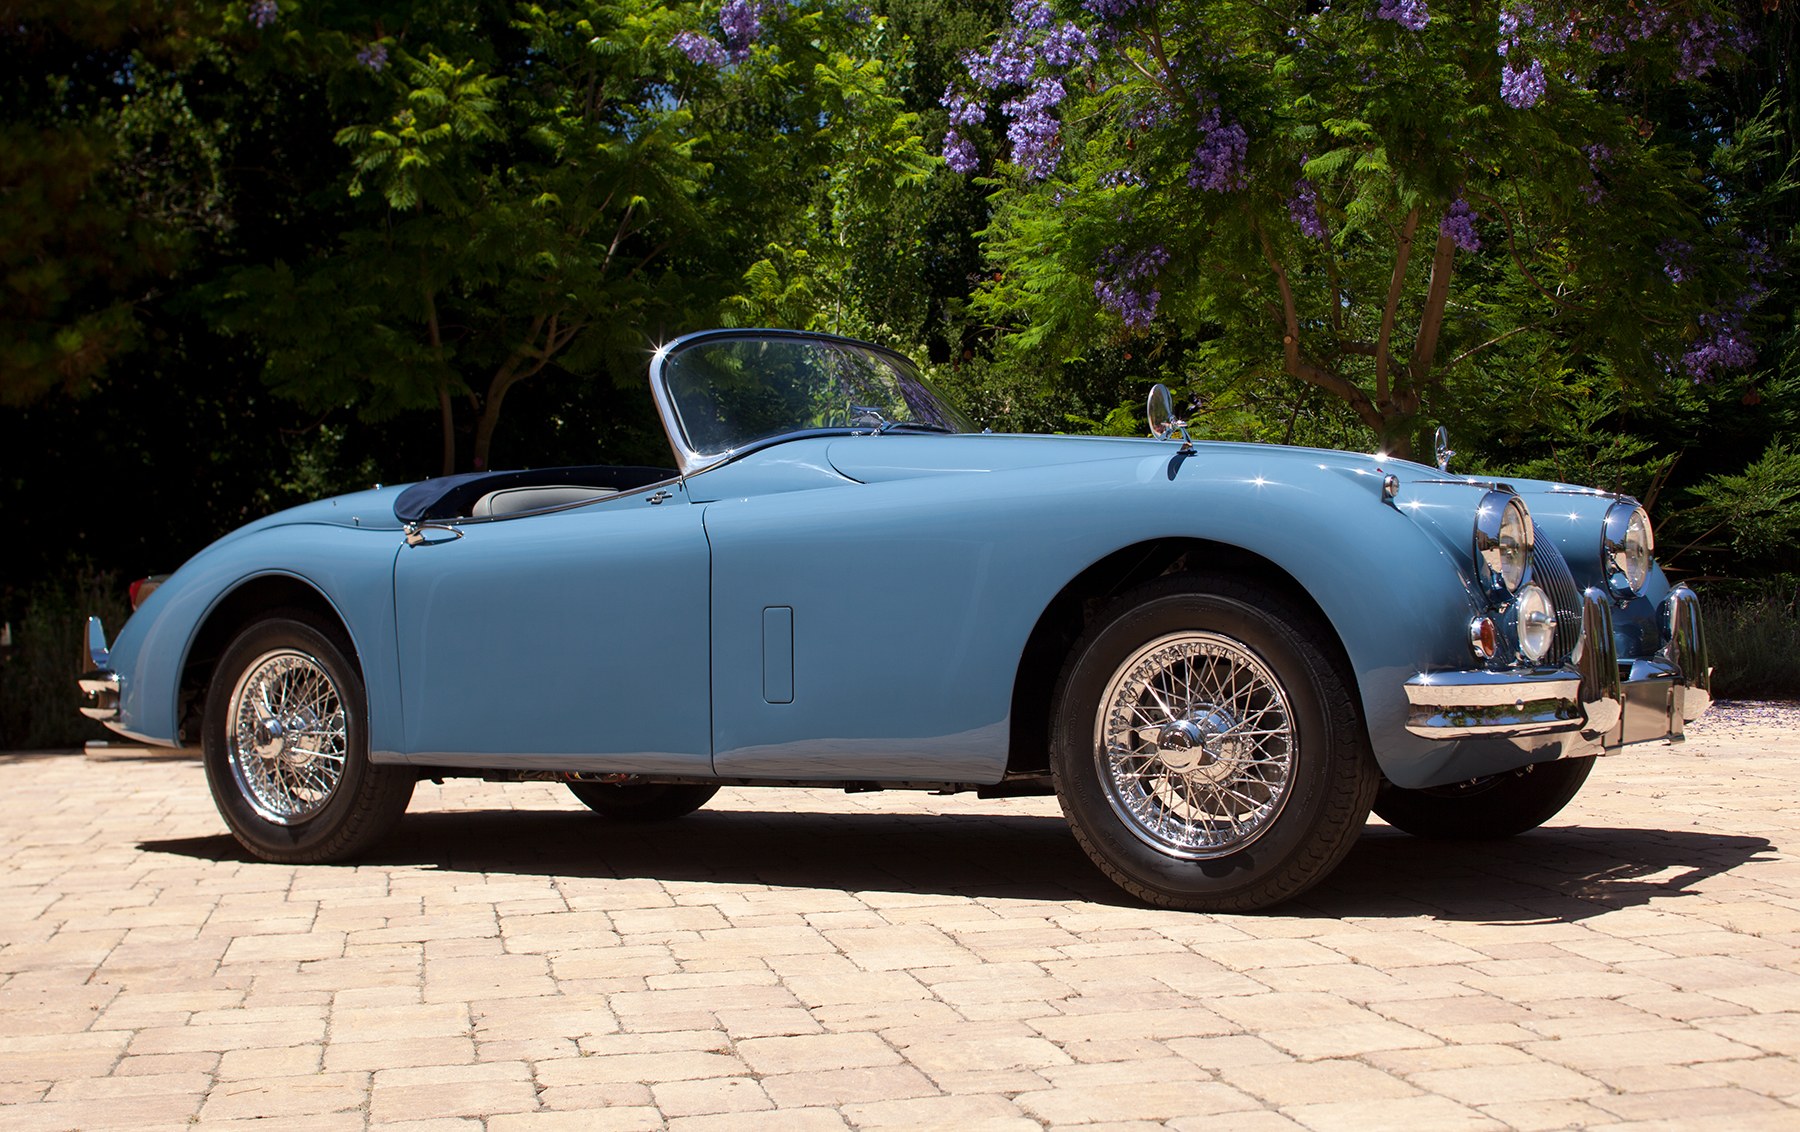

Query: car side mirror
left=1147, top=384, right=1194, bottom=453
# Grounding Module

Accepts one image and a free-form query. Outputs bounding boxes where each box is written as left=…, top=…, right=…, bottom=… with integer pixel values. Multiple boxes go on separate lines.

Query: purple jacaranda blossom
left=672, top=30, right=730, bottom=67
left=1375, top=0, right=1429, bottom=32
left=1083, top=0, right=1151, bottom=19
left=1440, top=198, right=1480, bottom=252
left=1099, top=168, right=1145, bottom=188
left=719, top=0, right=766, bottom=61
left=1290, top=177, right=1326, bottom=240
left=1675, top=14, right=1725, bottom=81
left=1660, top=239, right=1694, bottom=284
left=1682, top=305, right=1757, bottom=381
left=1128, top=97, right=1173, bottom=131
left=249, top=0, right=278, bottom=28
left=1095, top=244, right=1170, bottom=329
left=1580, top=142, right=1611, bottom=205
left=1186, top=108, right=1248, bottom=193
left=1500, top=58, right=1545, bottom=108
left=943, top=85, right=986, bottom=129
left=1002, top=77, right=1065, bottom=181
left=948, top=0, right=1092, bottom=178
left=356, top=43, right=389, bottom=72
left=942, top=129, right=980, bottom=174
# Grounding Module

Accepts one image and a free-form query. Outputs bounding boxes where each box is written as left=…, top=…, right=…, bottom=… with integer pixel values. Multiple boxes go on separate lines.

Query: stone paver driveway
left=3, top=704, right=1800, bottom=1130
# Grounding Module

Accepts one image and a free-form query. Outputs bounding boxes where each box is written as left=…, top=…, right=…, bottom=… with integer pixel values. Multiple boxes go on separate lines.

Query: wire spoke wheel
left=204, top=612, right=413, bottom=864
left=226, top=649, right=349, bottom=824
left=1097, top=632, right=1295, bottom=859
left=1050, top=575, right=1376, bottom=912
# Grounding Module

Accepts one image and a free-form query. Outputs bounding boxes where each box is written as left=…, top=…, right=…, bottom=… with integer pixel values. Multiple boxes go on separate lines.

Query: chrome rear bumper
left=1403, top=585, right=1710, bottom=755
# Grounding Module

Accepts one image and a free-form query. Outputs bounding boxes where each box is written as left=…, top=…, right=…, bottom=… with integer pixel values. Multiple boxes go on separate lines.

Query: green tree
left=946, top=1, right=1778, bottom=458
left=215, top=0, right=927, bottom=474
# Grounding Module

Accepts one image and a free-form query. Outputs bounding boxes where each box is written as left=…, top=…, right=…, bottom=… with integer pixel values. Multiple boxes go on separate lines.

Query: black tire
left=566, top=782, right=720, bottom=821
left=1050, top=574, right=1378, bottom=912
left=1374, top=756, right=1594, bottom=839
left=202, top=612, right=414, bottom=863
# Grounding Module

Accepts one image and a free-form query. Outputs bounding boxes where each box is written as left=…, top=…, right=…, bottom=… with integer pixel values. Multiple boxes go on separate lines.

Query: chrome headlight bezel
left=1474, top=491, right=1534, bottom=600
left=1603, top=500, right=1654, bottom=598
left=1513, top=582, right=1556, bottom=663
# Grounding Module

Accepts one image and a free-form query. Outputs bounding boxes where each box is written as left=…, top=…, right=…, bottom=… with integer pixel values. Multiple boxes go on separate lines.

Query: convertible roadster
left=80, top=329, right=1709, bottom=911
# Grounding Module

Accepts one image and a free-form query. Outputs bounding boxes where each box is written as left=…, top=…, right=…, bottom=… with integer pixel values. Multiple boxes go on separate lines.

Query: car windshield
left=657, top=334, right=975, bottom=462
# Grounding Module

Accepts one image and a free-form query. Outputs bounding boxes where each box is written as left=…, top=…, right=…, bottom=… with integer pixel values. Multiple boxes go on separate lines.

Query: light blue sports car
left=80, top=329, right=1710, bottom=911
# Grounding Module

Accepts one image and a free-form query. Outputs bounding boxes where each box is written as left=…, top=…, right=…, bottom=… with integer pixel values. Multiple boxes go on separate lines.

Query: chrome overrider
left=79, top=615, right=122, bottom=724
left=1403, top=585, right=1711, bottom=754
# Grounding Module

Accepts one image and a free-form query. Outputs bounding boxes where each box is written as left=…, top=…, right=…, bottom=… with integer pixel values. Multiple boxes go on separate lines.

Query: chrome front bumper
left=1403, top=585, right=1710, bottom=754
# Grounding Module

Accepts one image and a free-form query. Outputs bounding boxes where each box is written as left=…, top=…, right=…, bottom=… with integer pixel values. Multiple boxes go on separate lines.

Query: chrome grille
left=1531, top=524, right=1583, bottom=665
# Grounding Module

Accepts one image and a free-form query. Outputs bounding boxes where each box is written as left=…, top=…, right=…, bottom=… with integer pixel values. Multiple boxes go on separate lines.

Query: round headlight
left=1603, top=501, right=1654, bottom=596
left=1475, top=491, right=1534, bottom=598
left=1514, top=583, right=1556, bottom=663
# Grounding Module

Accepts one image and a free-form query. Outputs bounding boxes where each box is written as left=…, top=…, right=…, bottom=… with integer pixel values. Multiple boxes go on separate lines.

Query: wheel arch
left=177, top=573, right=357, bottom=744
left=1005, top=538, right=1358, bottom=776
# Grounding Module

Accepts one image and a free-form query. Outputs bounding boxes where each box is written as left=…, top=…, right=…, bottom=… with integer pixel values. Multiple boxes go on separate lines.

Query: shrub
left=1704, top=581, right=1800, bottom=700
left=0, top=565, right=129, bottom=750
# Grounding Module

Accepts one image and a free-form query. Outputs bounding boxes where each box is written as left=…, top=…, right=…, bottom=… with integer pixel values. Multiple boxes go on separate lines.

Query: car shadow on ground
left=139, top=805, right=1774, bottom=922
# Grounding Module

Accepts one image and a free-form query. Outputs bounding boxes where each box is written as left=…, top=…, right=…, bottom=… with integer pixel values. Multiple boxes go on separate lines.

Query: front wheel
left=1050, top=574, right=1377, bottom=912
left=202, top=613, right=414, bottom=863
left=1374, top=757, right=1594, bottom=840
left=566, top=782, right=719, bottom=821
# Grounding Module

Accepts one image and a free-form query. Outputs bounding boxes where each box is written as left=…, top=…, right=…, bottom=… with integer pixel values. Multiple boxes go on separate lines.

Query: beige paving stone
left=1031, top=1006, right=1236, bottom=1043
left=1167, top=1033, right=1294, bottom=1071
left=368, top=1060, right=539, bottom=1122
left=1407, top=1060, right=1607, bottom=1105
left=1701, top=1010, right=1800, bottom=1055
left=667, top=1107, right=850, bottom=1131
left=491, top=1110, right=663, bottom=1131
left=1016, top=1079, right=1264, bottom=1123
left=651, top=1075, right=774, bottom=1117
left=323, top=1034, right=476, bottom=1071
left=198, top=1072, right=369, bottom=1120
left=760, top=1064, right=939, bottom=1107
left=714, top=1005, right=824, bottom=1037
left=738, top=1030, right=902, bottom=1074
left=537, top=1051, right=748, bottom=1086
left=1218, top=1059, right=1419, bottom=1106
left=1281, top=1094, right=1504, bottom=1131
left=841, top=1092, right=1027, bottom=1126
left=1589, top=1085, right=1795, bottom=1121
left=216, top=1043, right=324, bottom=1080
left=1260, top=1020, right=1441, bottom=1060
left=1524, top=1027, right=1765, bottom=1070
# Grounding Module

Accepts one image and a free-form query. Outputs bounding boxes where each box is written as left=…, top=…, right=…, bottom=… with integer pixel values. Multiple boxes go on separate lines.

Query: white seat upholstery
left=470, top=485, right=618, bottom=517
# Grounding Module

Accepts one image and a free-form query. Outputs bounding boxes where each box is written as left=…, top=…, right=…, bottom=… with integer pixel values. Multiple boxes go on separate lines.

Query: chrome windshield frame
left=648, top=328, right=969, bottom=477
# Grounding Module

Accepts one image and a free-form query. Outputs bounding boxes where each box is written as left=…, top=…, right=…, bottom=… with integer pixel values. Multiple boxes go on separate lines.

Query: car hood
left=825, top=431, right=1429, bottom=485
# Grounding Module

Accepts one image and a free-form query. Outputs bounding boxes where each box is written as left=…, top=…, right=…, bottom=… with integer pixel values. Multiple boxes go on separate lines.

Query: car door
left=391, top=481, right=711, bottom=772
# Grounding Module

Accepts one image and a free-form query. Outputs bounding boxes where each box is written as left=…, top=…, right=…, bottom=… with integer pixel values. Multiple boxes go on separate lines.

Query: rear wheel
left=566, top=782, right=719, bottom=821
left=1050, top=574, right=1377, bottom=912
left=203, top=613, right=414, bottom=863
left=1374, top=757, right=1594, bottom=839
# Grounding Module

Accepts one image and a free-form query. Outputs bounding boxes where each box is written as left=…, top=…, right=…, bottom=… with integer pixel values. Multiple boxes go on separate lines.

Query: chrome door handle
left=404, top=522, right=465, bottom=547
left=646, top=490, right=673, bottom=505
